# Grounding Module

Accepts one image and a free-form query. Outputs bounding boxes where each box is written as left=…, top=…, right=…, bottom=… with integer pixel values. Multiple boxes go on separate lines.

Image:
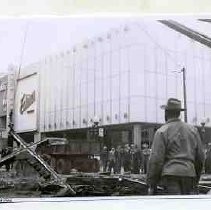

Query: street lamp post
left=91, top=116, right=101, bottom=150
left=181, top=67, right=187, bottom=123
left=201, top=121, right=206, bottom=145
left=172, top=67, right=187, bottom=123
left=91, top=117, right=99, bottom=140
left=90, top=116, right=105, bottom=153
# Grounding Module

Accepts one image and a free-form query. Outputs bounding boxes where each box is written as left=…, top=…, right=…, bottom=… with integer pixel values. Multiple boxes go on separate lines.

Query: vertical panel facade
left=38, top=21, right=211, bottom=133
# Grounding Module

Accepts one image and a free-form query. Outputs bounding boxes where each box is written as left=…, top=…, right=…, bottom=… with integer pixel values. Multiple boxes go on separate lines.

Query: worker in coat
left=147, top=98, right=204, bottom=195
left=205, top=143, right=211, bottom=174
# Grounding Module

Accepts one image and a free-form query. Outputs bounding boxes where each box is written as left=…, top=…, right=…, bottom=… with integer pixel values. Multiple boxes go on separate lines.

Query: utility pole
left=200, top=120, right=206, bottom=145
left=181, top=67, right=187, bottom=123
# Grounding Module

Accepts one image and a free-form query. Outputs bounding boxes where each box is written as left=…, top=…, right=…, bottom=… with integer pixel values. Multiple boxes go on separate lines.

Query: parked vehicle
left=36, top=137, right=100, bottom=174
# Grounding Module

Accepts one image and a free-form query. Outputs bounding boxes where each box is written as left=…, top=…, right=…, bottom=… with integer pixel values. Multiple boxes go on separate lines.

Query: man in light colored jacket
left=108, top=148, right=116, bottom=174
left=147, top=98, right=204, bottom=195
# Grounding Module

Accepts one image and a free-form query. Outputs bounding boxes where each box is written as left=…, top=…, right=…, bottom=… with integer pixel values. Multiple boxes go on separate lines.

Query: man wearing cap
left=147, top=98, right=204, bottom=195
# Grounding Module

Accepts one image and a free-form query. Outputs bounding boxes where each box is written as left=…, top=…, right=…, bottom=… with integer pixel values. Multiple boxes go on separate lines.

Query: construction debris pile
left=66, top=173, right=149, bottom=196
left=0, top=170, right=149, bottom=197
left=1, top=168, right=211, bottom=197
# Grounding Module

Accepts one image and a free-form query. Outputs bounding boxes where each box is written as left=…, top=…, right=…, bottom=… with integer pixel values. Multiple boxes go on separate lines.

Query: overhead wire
left=17, top=21, right=30, bottom=79
left=10, top=21, right=30, bottom=126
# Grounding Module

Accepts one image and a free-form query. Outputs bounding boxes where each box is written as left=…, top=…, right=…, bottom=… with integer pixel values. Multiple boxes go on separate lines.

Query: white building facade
left=13, top=20, right=211, bottom=147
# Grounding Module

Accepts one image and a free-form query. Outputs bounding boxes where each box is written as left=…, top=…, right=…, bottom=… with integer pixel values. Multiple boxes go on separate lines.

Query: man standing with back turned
left=147, top=98, right=204, bottom=195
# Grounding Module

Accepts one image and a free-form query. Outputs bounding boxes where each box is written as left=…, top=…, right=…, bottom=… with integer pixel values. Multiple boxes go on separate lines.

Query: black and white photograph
left=1, top=15, right=211, bottom=208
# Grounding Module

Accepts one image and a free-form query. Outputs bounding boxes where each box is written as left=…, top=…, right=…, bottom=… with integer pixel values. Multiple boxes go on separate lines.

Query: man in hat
left=147, top=98, right=204, bottom=195
left=205, top=143, right=211, bottom=174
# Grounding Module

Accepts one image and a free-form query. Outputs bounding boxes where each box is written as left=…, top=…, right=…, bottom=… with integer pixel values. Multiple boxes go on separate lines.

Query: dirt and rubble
left=65, top=173, right=150, bottom=196
left=0, top=168, right=41, bottom=197
left=1, top=167, right=211, bottom=197
left=0, top=168, right=149, bottom=197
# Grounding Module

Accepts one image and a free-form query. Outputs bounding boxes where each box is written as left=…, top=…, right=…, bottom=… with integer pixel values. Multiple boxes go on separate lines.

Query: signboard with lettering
left=14, top=73, right=38, bottom=132
left=98, top=128, right=104, bottom=137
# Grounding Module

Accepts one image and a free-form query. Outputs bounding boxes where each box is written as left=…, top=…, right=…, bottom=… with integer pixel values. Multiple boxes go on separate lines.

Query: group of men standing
left=100, top=143, right=150, bottom=174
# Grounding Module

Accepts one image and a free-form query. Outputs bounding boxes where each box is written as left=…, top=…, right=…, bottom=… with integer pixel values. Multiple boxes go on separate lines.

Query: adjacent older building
left=0, top=75, right=8, bottom=150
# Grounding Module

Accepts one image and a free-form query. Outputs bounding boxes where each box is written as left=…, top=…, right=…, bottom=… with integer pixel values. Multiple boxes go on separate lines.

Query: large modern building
left=11, top=19, right=211, bottom=150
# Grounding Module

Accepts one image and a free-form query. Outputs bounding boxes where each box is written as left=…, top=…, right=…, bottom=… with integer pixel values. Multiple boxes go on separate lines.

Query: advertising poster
left=14, top=73, right=38, bottom=132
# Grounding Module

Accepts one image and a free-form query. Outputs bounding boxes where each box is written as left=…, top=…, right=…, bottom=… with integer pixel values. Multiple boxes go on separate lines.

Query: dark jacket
left=205, top=148, right=211, bottom=174
left=100, top=150, right=108, bottom=162
left=147, top=118, right=204, bottom=186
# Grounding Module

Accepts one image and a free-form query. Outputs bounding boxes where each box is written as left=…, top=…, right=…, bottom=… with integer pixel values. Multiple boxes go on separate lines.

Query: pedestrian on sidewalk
left=108, top=147, right=117, bottom=174
left=123, top=144, right=131, bottom=173
left=131, top=145, right=142, bottom=174
left=142, top=143, right=150, bottom=174
left=100, top=146, right=108, bottom=172
left=115, top=145, right=124, bottom=174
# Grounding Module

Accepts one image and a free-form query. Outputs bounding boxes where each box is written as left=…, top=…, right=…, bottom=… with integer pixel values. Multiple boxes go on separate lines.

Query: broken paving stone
left=39, top=183, right=66, bottom=194
left=14, top=180, right=40, bottom=191
left=0, top=180, right=15, bottom=190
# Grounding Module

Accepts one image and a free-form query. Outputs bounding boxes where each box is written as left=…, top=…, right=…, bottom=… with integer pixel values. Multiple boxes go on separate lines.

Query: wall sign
left=14, top=73, right=38, bottom=132
left=20, top=90, right=35, bottom=114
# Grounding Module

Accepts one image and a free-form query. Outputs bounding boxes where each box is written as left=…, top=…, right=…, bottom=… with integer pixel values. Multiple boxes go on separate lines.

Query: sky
left=0, top=16, right=135, bottom=73
left=1, top=16, right=211, bottom=74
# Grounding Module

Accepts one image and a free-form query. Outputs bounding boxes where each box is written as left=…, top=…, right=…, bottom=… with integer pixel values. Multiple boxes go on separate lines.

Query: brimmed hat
left=161, top=98, right=185, bottom=111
